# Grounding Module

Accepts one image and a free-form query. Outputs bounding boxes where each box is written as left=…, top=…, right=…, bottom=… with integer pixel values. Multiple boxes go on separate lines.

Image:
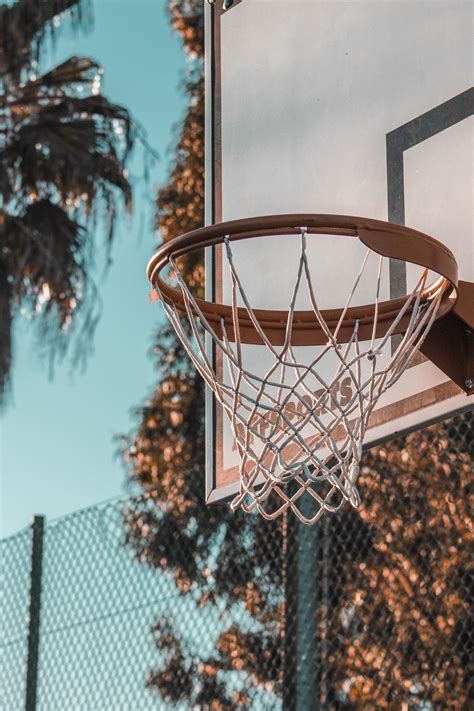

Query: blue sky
left=0, top=0, right=187, bottom=536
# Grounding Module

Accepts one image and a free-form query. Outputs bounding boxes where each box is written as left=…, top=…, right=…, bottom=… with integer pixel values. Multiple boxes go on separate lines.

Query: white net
left=155, top=228, right=445, bottom=524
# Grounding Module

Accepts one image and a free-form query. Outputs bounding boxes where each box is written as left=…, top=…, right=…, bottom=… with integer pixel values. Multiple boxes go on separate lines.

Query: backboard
left=204, top=0, right=473, bottom=504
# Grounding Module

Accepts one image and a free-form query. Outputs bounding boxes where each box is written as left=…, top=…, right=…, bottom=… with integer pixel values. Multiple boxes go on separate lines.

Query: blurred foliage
left=0, top=0, right=137, bottom=401
left=0, top=0, right=91, bottom=80
left=331, top=417, right=473, bottom=708
left=155, top=0, right=205, bottom=298
left=121, top=1, right=283, bottom=706
left=167, top=0, right=204, bottom=60
left=122, top=3, right=473, bottom=709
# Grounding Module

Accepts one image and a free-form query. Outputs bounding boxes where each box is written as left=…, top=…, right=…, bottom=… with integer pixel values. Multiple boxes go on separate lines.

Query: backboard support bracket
left=420, top=281, right=474, bottom=395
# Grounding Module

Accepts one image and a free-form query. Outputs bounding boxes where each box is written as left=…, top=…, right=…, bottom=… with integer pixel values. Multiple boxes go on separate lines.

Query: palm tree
left=0, top=0, right=136, bottom=401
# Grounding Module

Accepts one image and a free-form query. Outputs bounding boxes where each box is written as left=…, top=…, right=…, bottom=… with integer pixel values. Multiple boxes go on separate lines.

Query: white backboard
left=205, top=0, right=473, bottom=501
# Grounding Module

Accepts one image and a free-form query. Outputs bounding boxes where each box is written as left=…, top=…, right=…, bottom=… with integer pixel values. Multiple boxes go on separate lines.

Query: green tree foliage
left=0, top=0, right=135, bottom=400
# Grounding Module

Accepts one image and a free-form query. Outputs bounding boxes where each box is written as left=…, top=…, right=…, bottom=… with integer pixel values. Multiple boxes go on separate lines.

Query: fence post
left=25, top=515, right=45, bottom=711
left=294, top=509, right=319, bottom=711
left=283, top=492, right=321, bottom=711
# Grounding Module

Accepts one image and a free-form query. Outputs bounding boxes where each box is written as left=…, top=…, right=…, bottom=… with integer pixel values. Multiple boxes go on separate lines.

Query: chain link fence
left=1, top=411, right=472, bottom=710
left=2, top=525, right=32, bottom=709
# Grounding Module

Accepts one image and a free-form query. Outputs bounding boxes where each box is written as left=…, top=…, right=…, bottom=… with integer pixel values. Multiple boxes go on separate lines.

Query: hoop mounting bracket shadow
left=420, top=281, right=474, bottom=394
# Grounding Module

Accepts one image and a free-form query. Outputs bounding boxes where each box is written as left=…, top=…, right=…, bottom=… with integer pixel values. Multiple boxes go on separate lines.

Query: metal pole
left=295, top=507, right=319, bottom=711
left=25, top=515, right=45, bottom=711
left=320, top=515, right=330, bottom=708
left=283, top=487, right=320, bottom=711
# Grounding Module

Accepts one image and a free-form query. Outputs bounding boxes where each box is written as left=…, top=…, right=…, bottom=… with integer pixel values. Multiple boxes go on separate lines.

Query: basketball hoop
left=147, top=215, right=458, bottom=524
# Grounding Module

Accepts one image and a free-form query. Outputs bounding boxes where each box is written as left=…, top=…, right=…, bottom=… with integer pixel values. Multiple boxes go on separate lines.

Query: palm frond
left=1, top=199, right=101, bottom=379
left=3, top=93, right=133, bottom=222
left=7, top=56, right=101, bottom=105
left=2, top=199, right=87, bottom=309
left=0, top=253, right=12, bottom=402
left=0, top=0, right=90, bottom=78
